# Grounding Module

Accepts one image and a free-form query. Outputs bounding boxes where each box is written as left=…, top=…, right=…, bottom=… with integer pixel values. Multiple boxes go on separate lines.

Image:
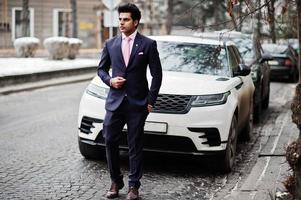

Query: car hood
left=93, top=71, right=242, bottom=95
left=155, top=71, right=239, bottom=95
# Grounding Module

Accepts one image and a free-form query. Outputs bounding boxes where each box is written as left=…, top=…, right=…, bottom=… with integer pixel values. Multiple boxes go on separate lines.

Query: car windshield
left=156, top=41, right=230, bottom=76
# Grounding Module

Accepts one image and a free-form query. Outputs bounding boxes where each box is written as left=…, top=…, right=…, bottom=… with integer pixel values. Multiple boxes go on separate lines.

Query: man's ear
left=134, top=20, right=139, bottom=27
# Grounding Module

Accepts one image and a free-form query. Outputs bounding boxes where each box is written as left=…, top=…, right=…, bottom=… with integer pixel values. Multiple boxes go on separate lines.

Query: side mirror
left=233, top=64, right=251, bottom=76
left=238, top=64, right=251, bottom=76
left=259, top=53, right=273, bottom=64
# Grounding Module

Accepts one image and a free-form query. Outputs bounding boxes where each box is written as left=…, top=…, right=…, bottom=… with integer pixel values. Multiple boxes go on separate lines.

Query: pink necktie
left=123, top=37, right=131, bottom=67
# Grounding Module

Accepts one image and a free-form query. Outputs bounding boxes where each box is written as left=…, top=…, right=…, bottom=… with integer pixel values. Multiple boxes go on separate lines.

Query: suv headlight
left=191, top=91, right=230, bottom=107
left=86, top=83, right=109, bottom=99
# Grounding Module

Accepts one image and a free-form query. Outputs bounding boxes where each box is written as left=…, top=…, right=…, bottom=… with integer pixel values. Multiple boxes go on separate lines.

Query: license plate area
left=144, top=121, right=168, bottom=134
left=123, top=121, right=168, bottom=134
left=268, top=60, right=279, bottom=65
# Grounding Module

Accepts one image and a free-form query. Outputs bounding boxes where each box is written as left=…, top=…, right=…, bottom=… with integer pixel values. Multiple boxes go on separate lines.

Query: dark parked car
left=194, top=31, right=271, bottom=122
left=262, top=43, right=299, bottom=82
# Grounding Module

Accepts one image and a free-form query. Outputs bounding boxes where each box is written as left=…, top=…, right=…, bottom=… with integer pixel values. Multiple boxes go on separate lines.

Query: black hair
left=118, top=3, right=141, bottom=22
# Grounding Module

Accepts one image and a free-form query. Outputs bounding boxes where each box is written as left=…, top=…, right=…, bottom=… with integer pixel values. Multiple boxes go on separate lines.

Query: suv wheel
left=220, top=116, right=237, bottom=173
left=78, top=137, right=106, bottom=160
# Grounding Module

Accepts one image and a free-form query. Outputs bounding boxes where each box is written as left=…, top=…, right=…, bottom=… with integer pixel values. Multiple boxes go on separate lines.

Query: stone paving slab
left=222, top=107, right=299, bottom=200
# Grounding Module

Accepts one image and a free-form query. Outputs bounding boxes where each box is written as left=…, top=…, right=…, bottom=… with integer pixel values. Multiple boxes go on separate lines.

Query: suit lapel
left=127, top=33, right=142, bottom=68
left=116, top=35, right=125, bottom=66
left=112, top=35, right=126, bottom=67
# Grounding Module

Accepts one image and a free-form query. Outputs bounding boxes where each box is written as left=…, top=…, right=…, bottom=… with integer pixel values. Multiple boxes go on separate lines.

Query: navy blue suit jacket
left=97, top=33, right=162, bottom=111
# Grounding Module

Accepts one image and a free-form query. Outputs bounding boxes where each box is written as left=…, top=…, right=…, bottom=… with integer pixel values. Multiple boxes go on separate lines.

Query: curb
left=0, top=66, right=97, bottom=87
left=0, top=66, right=97, bottom=95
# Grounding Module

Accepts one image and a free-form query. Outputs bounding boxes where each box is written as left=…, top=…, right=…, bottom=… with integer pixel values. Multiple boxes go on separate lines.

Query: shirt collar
left=122, top=30, right=137, bottom=41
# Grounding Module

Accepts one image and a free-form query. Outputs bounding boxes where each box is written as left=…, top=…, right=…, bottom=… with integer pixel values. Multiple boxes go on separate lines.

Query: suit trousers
left=102, top=97, right=148, bottom=189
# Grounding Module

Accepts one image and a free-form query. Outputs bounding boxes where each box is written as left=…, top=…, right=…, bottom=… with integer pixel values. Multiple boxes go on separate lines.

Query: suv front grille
left=153, top=94, right=192, bottom=114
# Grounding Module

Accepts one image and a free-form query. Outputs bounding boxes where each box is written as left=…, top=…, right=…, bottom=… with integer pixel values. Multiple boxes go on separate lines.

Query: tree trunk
left=64, top=12, right=70, bottom=37
left=213, top=0, right=222, bottom=30
left=70, top=0, right=78, bottom=38
left=265, top=0, right=276, bottom=43
left=230, top=12, right=238, bottom=31
left=22, top=0, right=29, bottom=37
left=298, top=0, right=301, bottom=85
left=237, top=1, right=242, bottom=31
left=147, top=0, right=153, bottom=35
left=166, top=0, right=173, bottom=35
left=249, top=0, right=261, bottom=59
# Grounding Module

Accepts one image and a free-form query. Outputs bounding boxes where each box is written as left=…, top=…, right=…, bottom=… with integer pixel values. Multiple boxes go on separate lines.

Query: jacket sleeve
left=147, top=40, right=163, bottom=106
left=97, top=42, right=111, bottom=87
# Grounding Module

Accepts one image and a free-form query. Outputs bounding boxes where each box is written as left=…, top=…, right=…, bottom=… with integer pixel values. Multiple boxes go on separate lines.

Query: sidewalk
left=217, top=83, right=299, bottom=200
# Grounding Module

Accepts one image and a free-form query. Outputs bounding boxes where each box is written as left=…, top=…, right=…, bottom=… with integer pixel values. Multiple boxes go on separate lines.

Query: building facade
left=0, top=0, right=168, bottom=49
left=0, top=0, right=107, bottom=49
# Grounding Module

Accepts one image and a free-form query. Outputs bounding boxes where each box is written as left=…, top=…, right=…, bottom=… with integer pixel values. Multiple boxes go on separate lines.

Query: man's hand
left=147, top=104, right=153, bottom=113
left=110, top=76, right=126, bottom=89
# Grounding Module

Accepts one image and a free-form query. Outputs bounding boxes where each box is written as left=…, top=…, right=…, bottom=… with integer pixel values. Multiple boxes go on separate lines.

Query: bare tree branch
left=181, top=0, right=272, bottom=31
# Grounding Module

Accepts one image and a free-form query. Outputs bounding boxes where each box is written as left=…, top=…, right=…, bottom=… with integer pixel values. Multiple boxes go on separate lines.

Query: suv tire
left=78, top=137, right=106, bottom=160
left=220, top=116, right=238, bottom=173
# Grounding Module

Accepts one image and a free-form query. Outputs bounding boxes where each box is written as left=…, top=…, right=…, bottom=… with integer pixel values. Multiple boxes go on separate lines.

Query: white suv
left=78, top=36, right=254, bottom=172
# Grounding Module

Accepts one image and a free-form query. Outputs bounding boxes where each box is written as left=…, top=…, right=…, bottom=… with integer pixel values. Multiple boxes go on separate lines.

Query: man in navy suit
left=97, top=3, right=162, bottom=200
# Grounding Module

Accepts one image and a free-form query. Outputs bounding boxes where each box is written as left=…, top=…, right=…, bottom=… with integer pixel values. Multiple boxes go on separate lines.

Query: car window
left=156, top=41, right=231, bottom=77
left=232, top=46, right=243, bottom=64
left=227, top=46, right=240, bottom=74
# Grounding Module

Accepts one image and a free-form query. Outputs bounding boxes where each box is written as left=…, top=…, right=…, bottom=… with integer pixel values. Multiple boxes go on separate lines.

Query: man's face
left=119, top=12, right=138, bottom=36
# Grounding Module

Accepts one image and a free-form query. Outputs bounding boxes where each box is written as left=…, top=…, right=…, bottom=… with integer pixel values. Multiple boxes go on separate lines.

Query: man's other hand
left=110, top=76, right=126, bottom=89
left=147, top=104, right=153, bottom=113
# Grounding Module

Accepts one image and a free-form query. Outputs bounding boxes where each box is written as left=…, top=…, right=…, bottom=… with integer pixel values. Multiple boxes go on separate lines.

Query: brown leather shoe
left=125, top=187, right=139, bottom=200
left=105, top=182, right=124, bottom=199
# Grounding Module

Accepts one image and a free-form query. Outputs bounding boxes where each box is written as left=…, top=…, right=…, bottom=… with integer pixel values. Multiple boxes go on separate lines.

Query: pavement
left=0, top=49, right=300, bottom=200
left=221, top=110, right=299, bottom=200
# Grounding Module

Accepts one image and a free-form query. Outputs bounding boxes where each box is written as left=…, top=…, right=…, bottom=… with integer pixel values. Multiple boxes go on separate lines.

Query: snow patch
left=13, top=37, right=40, bottom=57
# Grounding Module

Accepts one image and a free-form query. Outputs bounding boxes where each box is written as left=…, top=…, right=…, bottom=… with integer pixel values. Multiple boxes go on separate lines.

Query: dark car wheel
left=262, top=86, right=270, bottom=109
left=253, top=82, right=262, bottom=123
left=254, top=98, right=262, bottom=123
left=240, top=102, right=253, bottom=141
left=78, top=137, right=106, bottom=160
left=220, top=116, right=238, bottom=173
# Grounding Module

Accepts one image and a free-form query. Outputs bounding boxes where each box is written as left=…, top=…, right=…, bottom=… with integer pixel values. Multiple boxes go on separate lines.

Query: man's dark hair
left=118, top=3, right=141, bottom=22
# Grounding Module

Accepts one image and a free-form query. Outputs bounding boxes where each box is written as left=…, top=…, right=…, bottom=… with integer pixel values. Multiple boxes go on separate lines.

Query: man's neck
left=122, top=30, right=137, bottom=38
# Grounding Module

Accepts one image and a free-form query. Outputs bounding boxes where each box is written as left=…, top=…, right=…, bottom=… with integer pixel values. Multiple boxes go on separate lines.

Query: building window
left=0, top=22, right=10, bottom=32
left=53, top=9, right=72, bottom=37
left=11, top=7, right=34, bottom=40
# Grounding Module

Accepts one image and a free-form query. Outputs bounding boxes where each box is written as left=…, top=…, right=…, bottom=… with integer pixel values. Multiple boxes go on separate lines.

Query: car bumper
left=78, top=91, right=236, bottom=154
left=270, top=65, right=294, bottom=78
